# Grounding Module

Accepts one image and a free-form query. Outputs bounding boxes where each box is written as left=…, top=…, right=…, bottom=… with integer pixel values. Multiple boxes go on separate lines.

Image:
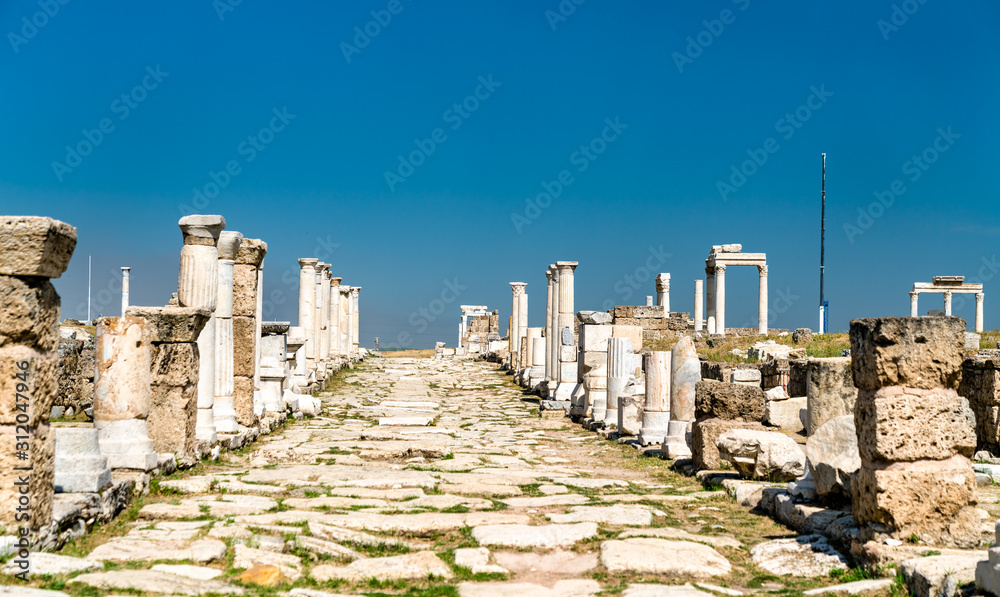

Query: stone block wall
left=56, top=326, right=95, bottom=415
left=611, top=305, right=689, bottom=343
left=959, top=355, right=1000, bottom=454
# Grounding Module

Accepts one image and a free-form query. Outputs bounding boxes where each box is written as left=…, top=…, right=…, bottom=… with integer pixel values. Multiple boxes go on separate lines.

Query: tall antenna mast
left=87, top=255, right=92, bottom=322
left=819, top=153, right=826, bottom=334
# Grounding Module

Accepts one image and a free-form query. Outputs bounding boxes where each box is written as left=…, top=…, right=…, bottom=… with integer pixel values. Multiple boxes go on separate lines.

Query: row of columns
left=297, top=258, right=361, bottom=388
left=909, top=291, right=985, bottom=332
left=704, top=264, right=767, bottom=336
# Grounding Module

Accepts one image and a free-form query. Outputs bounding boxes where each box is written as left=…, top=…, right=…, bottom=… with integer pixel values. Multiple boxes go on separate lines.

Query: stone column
left=645, top=296, right=653, bottom=306
left=639, top=351, right=671, bottom=446
left=318, top=264, right=331, bottom=370
left=313, top=263, right=328, bottom=378
left=757, top=264, right=768, bottom=335
left=663, top=336, right=699, bottom=458
left=234, top=238, right=266, bottom=426
left=94, top=317, right=158, bottom=471
left=976, top=293, right=985, bottom=333
left=459, top=313, right=468, bottom=348
left=213, top=231, right=242, bottom=435
left=714, top=264, right=726, bottom=336
left=121, top=267, right=130, bottom=317
left=694, top=280, right=704, bottom=332
left=351, top=287, right=361, bottom=356
left=544, top=268, right=554, bottom=383
left=909, top=292, right=919, bottom=318
left=555, top=261, right=579, bottom=400
left=340, top=286, right=350, bottom=357
left=525, top=327, right=541, bottom=373
left=604, top=337, right=632, bottom=428
left=706, top=267, right=716, bottom=335
left=126, top=306, right=208, bottom=465
left=509, top=283, right=526, bottom=368
left=549, top=265, right=560, bottom=394
left=0, top=216, right=76, bottom=538
left=655, top=273, right=670, bottom=312
left=530, top=335, right=547, bottom=391
left=944, top=291, right=953, bottom=316
left=258, top=330, right=287, bottom=414
left=297, top=258, right=318, bottom=371
left=850, top=316, right=978, bottom=548
left=329, top=277, right=342, bottom=364
left=177, top=214, right=225, bottom=446
left=518, top=290, right=529, bottom=369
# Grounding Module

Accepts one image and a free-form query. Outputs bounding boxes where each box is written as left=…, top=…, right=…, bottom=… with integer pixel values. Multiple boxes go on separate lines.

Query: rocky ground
left=3, top=357, right=934, bottom=596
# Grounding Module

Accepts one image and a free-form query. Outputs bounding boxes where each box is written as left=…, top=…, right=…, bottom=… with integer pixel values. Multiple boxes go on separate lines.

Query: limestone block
left=617, top=395, right=643, bottom=436
left=765, top=396, right=806, bottom=432
left=0, top=345, right=58, bottom=427
left=94, top=318, right=151, bottom=422
left=561, top=327, right=574, bottom=346
left=150, top=342, right=198, bottom=388
left=234, top=376, right=257, bottom=427
left=805, top=357, right=858, bottom=435
left=855, top=387, right=976, bottom=462
left=730, top=369, right=762, bottom=386
left=717, top=429, right=805, bottom=481
left=611, top=325, right=643, bottom=351
left=851, top=455, right=980, bottom=548
left=0, top=422, right=54, bottom=533
left=805, top=415, right=860, bottom=497
left=691, top=418, right=767, bottom=470
left=232, top=265, right=259, bottom=318
left=149, top=385, right=197, bottom=457
left=232, top=316, right=256, bottom=377
left=906, top=554, right=984, bottom=597
left=849, top=317, right=964, bottom=392
left=54, top=426, right=111, bottom=493
left=0, top=275, right=60, bottom=351
left=560, top=363, right=577, bottom=381
left=0, top=216, right=77, bottom=278
left=695, top=380, right=765, bottom=421
left=560, top=345, right=576, bottom=361
left=789, top=359, right=809, bottom=397
left=579, top=324, right=612, bottom=352
left=235, top=237, right=267, bottom=267
left=578, top=311, right=612, bottom=325
left=125, top=307, right=209, bottom=344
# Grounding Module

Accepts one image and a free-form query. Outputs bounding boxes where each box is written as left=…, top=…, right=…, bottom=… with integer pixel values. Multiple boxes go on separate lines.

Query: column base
left=96, top=420, right=158, bottom=472
left=569, top=383, right=587, bottom=417
left=54, top=427, right=113, bottom=493
left=603, top=405, right=619, bottom=429
left=195, top=408, right=217, bottom=445
left=214, top=395, right=239, bottom=434
left=663, top=420, right=693, bottom=459
left=638, top=411, right=671, bottom=446
left=553, top=382, right=579, bottom=402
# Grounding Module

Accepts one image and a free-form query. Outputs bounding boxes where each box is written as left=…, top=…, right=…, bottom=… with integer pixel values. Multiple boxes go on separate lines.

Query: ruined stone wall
left=959, top=355, right=1000, bottom=454
left=56, top=325, right=95, bottom=415
left=611, top=305, right=689, bottom=343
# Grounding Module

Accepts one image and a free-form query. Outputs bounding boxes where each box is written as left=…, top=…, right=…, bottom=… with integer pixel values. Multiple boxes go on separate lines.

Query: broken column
left=639, top=351, right=671, bottom=446
left=529, top=335, right=547, bottom=392
left=518, top=288, right=529, bottom=370
left=177, top=214, right=225, bottom=446
left=350, top=286, right=361, bottom=357
left=605, top=337, right=631, bottom=428
left=213, top=230, right=242, bottom=435
left=555, top=261, right=579, bottom=401
left=656, top=273, right=670, bottom=312
left=94, top=317, right=158, bottom=472
left=297, top=258, right=318, bottom=374
left=258, top=324, right=288, bottom=414
left=694, top=280, right=704, bottom=332
left=850, top=316, right=979, bottom=548
left=0, top=216, right=77, bottom=539
left=126, top=305, right=208, bottom=465
left=329, top=276, right=342, bottom=366
left=287, top=325, right=310, bottom=392
left=509, top=282, right=526, bottom=370
left=233, top=238, right=266, bottom=427
left=663, top=336, right=700, bottom=458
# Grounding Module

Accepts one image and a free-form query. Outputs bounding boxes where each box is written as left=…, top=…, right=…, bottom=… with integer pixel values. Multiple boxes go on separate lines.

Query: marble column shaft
left=544, top=268, right=554, bottom=382
left=714, top=264, right=726, bottom=336
left=330, top=277, right=342, bottom=359
left=655, top=273, right=670, bottom=312
left=694, top=280, right=704, bottom=332
left=604, top=337, right=632, bottom=427
left=297, top=258, right=318, bottom=366
left=556, top=261, right=578, bottom=390
left=910, top=292, right=919, bottom=318
left=944, top=291, right=953, bottom=316
left=509, top=282, right=525, bottom=365
left=757, top=264, right=768, bottom=335
left=706, top=267, right=716, bottom=335
left=639, top=350, right=671, bottom=445
left=518, top=290, right=529, bottom=369
left=318, top=264, right=331, bottom=366
left=214, top=231, right=242, bottom=434
left=351, top=287, right=361, bottom=355
left=340, top=287, right=350, bottom=357
left=976, top=293, right=985, bottom=333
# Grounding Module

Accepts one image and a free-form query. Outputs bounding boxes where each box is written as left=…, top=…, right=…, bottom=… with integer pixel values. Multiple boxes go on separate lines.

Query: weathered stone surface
left=0, top=421, right=54, bottom=533
left=0, top=345, right=58, bottom=426
left=232, top=264, right=260, bottom=318
left=851, top=456, right=981, bottom=548
left=471, top=523, right=599, bottom=548
left=491, top=549, right=598, bottom=576
left=148, top=383, right=197, bottom=457
left=802, top=579, right=894, bottom=595
left=0, top=275, right=60, bottom=351
left=150, top=341, right=198, bottom=388
left=695, top=380, right=765, bottom=422
left=88, top=538, right=227, bottom=563
left=805, top=357, right=858, bottom=435
left=71, top=569, right=244, bottom=595
left=312, top=551, right=452, bottom=582
left=232, top=316, right=256, bottom=378
left=750, top=535, right=848, bottom=577
left=692, top=417, right=767, bottom=470
left=0, top=587, right=70, bottom=596
left=233, top=375, right=256, bottom=427
left=618, top=528, right=741, bottom=548
left=717, top=429, right=805, bottom=481
left=599, top=538, right=731, bottom=577
left=453, top=547, right=508, bottom=575
left=849, top=317, right=964, bottom=392
left=792, top=328, right=813, bottom=344
left=125, top=307, right=210, bottom=344
left=855, top=387, right=976, bottom=462
left=766, top=396, right=806, bottom=431
left=0, top=216, right=76, bottom=278
left=150, top=564, right=223, bottom=580
left=233, top=544, right=301, bottom=581
left=546, top=505, right=652, bottom=526
left=0, top=552, right=101, bottom=575
left=903, top=553, right=983, bottom=597
left=960, top=356, right=1000, bottom=453
left=805, top=415, right=860, bottom=497
left=458, top=580, right=601, bottom=597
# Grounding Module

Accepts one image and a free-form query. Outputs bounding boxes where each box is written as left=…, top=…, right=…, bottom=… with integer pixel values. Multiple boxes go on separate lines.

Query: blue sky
left=2, top=1, right=998, bottom=348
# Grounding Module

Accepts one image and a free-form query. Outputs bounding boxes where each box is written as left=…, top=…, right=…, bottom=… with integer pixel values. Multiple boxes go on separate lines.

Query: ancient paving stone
left=492, top=549, right=599, bottom=576
left=458, top=580, right=602, bottom=597
left=0, top=588, right=71, bottom=597
left=502, top=494, right=590, bottom=508
left=88, top=538, right=226, bottom=563
left=802, top=579, right=895, bottom=595
left=618, top=527, right=741, bottom=548
left=71, top=569, right=244, bottom=595
left=471, top=522, right=600, bottom=548
left=546, top=505, right=653, bottom=526
left=749, top=535, right=849, bottom=577
left=232, top=544, right=302, bottom=581
left=621, top=585, right=708, bottom=597
left=454, top=547, right=509, bottom=574
left=599, top=538, right=732, bottom=577
left=0, top=552, right=102, bottom=575
left=311, top=551, right=452, bottom=582
left=150, top=564, right=224, bottom=580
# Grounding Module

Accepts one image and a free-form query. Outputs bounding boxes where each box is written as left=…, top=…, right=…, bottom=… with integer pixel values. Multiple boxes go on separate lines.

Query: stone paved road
left=5, top=357, right=872, bottom=597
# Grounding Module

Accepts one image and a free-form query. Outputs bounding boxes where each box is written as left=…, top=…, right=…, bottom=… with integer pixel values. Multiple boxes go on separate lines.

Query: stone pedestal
left=234, top=238, right=266, bottom=427
left=529, top=335, right=547, bottom=391
left=604, top=337, right=632, bottom=428
left=850, top=316, right=979, bottom=548
left=0, top=215, right=76, bottom=537
left=259, top=332, right=287, bottom=414
left=126, top=306, right=209, bottom=463
left=94, top=317, right=157, bottom=471
left=53, top=425, right=111, bottom=493
left=287, top=325, right=310, bottom=394
left=214, top=231, right=242, bottom=435
left=177, top=215, right=225, bottom=446
left=663, top=336, right=699, bottom=459
left=639, top=351, right=671, bottom=446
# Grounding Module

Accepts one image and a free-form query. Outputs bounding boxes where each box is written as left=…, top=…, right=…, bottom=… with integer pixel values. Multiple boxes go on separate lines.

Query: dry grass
left=646, top=333, right=850, bottom=363
left=383, top=349, right=436, bottom=358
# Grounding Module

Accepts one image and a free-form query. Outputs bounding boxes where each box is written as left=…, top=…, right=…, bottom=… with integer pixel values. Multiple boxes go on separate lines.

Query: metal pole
left=819, top=153, right=826, bottom=333
left=87, top=255, right=92, bottom=322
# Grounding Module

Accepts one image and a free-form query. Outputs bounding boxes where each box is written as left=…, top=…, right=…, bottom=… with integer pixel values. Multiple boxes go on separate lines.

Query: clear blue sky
left=2, top=1, right=998, bottom=348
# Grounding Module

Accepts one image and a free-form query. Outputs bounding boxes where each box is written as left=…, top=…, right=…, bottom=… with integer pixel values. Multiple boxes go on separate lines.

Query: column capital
left=655, top=273, right=670, bottom=291
left=318, top=262, right=331, bottom=274
left=350, top=287, right=361, bottom=298
left=715, top=264, right=727, bottom=274
left=705, top=265, right=715, bottom=277
left=510, top=282, right=527, bottom=296
left=178, top=215, right=225, bottom=246
left=545, top=269, right=553, bottom=281
left=943, top=290, right=953, bottom=298
left=340, top=285, right=351, bottom=296
left=977, top=292, right=985, bottom=303
left=330, top=277, right=342, bottom=287
left=217, top=231, right=243, bottom=260
left=298, top=257, right=319, bottom=268
left=556, top=261, right=578, bottom=273
left=757, top=264, right=768, bottom=276
left=910, top=291, right=919, bottom=299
